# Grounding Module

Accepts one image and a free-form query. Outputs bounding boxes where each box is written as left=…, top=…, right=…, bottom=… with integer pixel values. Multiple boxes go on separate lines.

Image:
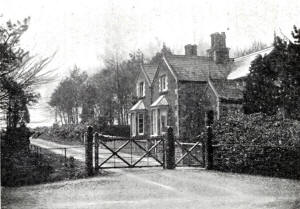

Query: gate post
left=94, top=132, right=99, bottom=173
left=85, top=126, right=94, bottom=176
left=205, top=111, right=214, bottom=170
left=165, top=127, right=175, bottom=169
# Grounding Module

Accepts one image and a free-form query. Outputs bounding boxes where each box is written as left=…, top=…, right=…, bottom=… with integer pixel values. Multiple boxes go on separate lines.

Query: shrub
left=212, top=111, right=300, bottom=179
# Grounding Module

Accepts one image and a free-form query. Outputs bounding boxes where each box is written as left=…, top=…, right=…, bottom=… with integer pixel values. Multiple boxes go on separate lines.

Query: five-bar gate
left=87, top=127, right=205, bottom=170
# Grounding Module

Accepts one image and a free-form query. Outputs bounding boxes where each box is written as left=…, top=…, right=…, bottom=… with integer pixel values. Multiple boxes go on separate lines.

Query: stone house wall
left=152, top=61, right=179, bottom=136
left=134, top=71, right=152, bottom=136
left=177, top=81, right=208, bottom=137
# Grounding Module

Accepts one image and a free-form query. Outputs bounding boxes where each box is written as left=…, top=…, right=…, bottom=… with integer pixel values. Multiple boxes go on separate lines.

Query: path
left=30, top=138, right=160, bottom=167
left=2, top=139, right=300, bottom=209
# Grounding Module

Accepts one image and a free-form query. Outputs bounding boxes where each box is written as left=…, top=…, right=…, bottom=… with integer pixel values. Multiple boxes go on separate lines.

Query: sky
left=1, top=0, right=300, bottom=127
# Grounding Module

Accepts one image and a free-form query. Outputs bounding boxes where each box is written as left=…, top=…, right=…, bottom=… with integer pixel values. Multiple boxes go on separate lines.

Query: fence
left=29, top=144, right=85, bottom=166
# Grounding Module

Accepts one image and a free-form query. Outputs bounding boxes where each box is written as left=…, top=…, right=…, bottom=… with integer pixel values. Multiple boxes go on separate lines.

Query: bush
left=33, top=123, right=130, bottom=144
left=102, top=125, right=130, bottom=137
left=212, top=111, right=300, bottom=179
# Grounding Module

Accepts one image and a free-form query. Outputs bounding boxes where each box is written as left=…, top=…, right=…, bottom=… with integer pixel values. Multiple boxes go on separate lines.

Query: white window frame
left=151, top=109, right=158, bottom=136
left=138, top=113, right=144, bottom=135
left=151, top=108, right=168, bottom=136
left=131, top=113, right=136, bottom=136
left=159, top=75, right=168, bottom=92
left=138, top=81, right=145, bottom=97
left=160, top=109, right=168, bottom=134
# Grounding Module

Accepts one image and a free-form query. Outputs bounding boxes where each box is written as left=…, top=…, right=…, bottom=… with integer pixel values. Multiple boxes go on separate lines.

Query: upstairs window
left=159, top=75, right=168, bottom=92
left=137, top=81, right=145, bottom=97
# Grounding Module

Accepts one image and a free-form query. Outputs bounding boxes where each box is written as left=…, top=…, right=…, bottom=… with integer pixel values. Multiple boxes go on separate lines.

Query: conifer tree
left=243, top=26, right=300, bottom=120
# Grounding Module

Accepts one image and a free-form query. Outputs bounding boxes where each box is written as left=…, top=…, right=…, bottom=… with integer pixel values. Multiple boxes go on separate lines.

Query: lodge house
left=129, top=32, right=273, bottom=137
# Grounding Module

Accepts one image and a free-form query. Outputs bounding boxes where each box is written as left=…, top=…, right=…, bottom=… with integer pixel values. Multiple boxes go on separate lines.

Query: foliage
left=234, top=41, right=268, bottom=57
left=48, top=45, right=171, bottom=127
left=0, top=18, right=54, bottom=128
left=213, top=111, right=300, bottom=146
left=49, top=67, right=88, bottom=125
left=243, top=26, right=300, bottom=119
left=149, top=43, right=172, bottom=64
left=212, top=111, right=300, bottom=178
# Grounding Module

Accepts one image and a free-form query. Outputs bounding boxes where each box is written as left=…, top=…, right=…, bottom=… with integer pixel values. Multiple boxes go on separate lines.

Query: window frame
left=131, top=113, right=136, bottom=136
left=160, top=109, right=168, bottom=134
left=159, top=75, right=168, bottom=92
left=138, top=81, right=145, bottom=97
left=151, top=109, right=158, bottom=136
left=138, top=113, right=144, bottom=135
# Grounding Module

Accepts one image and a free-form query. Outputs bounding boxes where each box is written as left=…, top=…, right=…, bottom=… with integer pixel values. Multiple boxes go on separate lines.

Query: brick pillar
left=165, top=127, right=175, bottom=169
left=85, top=126, right=93, bottom=176
left=94, top=132, right=99, bottom=173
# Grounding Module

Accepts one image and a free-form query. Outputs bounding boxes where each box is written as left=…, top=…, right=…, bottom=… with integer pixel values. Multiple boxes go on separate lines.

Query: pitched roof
left=150, top=95, right=168, bottom=107
left=209, top=79, right=244, bottom=101
left=164, top=55, right=232, bottom=81
left=129, top=100, right=146, bottom=111
left=228, top=47, right=274, bottom=80
left=142, top=64, right=158, bottom=84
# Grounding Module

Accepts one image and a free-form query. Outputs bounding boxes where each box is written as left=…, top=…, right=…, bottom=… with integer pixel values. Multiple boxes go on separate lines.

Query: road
left=2, top=138, right=300, bottom=209
left=29, top=138, right=160, bottom=167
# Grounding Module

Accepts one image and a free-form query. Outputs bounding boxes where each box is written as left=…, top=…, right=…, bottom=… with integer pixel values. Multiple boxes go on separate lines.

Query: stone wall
left=152, top=61, right=178, bottom=135
left=133, top=69, right=152, bottom=136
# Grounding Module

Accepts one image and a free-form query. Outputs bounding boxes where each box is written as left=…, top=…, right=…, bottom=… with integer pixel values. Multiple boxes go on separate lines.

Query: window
left=151, top=109, right=157, bottom=136
left=160, top=109, right=168, bottom=134
left=131, top=113, right=136, bottom=136
left=151, top=108, right=168, bottom=136
left=138, top=82, right=145, bottom=97
left=159, top=75, right=167, bottom=92
left=138, top=113, right=144, bottom=135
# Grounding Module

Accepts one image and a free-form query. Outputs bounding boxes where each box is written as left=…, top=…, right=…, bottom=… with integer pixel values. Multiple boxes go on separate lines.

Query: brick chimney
left=207, top=32, right=230, bottom=64
left=185, top=44, right=197, bottom=56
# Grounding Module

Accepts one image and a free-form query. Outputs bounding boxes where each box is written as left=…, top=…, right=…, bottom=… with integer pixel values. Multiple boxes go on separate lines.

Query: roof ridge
left=166, top=54, right=210, bottom=59
left=234, top=46, right=274, bottom=61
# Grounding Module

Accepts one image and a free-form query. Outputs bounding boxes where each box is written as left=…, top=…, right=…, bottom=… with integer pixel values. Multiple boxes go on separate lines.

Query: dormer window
left=137, top=81, right=145, bottom=97
left=159, top=75, right=168, bottom=92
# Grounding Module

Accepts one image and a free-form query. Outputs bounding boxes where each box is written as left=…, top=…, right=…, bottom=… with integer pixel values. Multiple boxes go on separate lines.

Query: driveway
left=2, top=139, right=300, bottom=209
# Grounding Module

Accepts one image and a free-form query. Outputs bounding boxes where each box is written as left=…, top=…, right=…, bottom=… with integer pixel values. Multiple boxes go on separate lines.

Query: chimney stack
left=185, top=44, right=197, bottom=56
left=207, top=32, right=229, bottom=64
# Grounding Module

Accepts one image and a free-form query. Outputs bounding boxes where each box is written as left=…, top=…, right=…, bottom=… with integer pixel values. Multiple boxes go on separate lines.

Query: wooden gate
left=94, top=135, right=165, bottom=169
left=174, top=136, right=205, bottom=167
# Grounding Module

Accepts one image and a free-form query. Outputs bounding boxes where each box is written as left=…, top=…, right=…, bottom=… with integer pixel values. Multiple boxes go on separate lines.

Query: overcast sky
left=1, top=0, right=300, bottom=127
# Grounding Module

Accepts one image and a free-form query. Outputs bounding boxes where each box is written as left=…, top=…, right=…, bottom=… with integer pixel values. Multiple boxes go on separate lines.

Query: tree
left=0, top=18, right=53, bottom=128
left=149, top=43, right=172, bottom=64
left=234, top=41, right=268, bottom=57
left=49, top=67, right=87, bottom=125
left=243, top=26, right=300, bottom=119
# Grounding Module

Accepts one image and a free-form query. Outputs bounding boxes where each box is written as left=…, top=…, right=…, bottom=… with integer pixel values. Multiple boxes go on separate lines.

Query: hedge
left=212, top=112, right=300, bottom=179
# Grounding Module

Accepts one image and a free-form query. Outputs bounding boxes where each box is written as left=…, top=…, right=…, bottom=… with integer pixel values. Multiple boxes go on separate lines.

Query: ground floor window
left=151, top=109, right=157, bottom=136
left=160, top=109, right=168, bottom=134
left=131, top=113, right=136, bottom=136
left=151, top=108, right=168, bottom=136
left=138, top=113, right=144, bottom=135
